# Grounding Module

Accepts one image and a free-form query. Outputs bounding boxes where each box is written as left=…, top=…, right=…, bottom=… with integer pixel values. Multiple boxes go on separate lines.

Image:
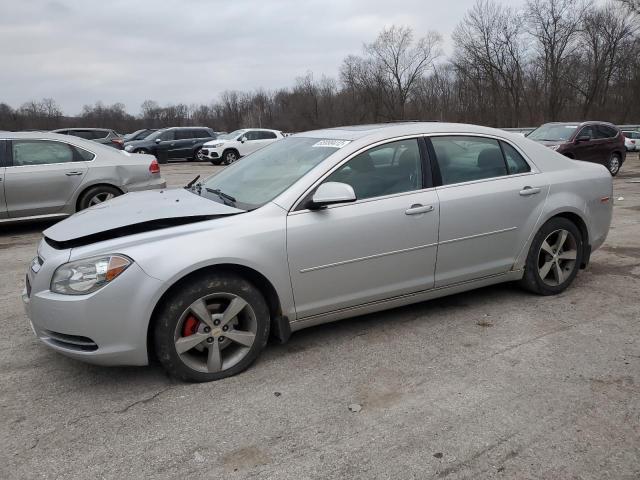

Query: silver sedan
left=22, top=123, right=613, bottom=382
left=0, top=131, right=166, bottom=222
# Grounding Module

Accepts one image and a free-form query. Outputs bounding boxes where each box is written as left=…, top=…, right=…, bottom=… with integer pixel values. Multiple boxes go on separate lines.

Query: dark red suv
left=527, top=121, right=626, bottom=176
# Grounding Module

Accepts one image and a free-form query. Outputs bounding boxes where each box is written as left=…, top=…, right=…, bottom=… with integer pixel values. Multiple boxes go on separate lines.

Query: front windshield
left=528, top=124, right=577, bottom=142
left=218, top=129, right=246, bottom=140
left=197, top=137, right=347, bottom=209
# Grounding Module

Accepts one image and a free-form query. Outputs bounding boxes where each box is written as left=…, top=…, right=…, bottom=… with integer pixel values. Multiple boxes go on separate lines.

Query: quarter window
left=500, top=141, right=530, bottom=174
left=431, top=136, right=507, bottom=185
left=192, top=129, right=211, bottom=138
left=12, top=140, right=75, bottom=166
left=323, top=138, right=422, bottom=200
left=258, top=131, right=277, bottom=140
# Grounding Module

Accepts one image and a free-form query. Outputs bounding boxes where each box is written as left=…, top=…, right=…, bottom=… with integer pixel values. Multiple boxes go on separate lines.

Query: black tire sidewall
left=224, top=150, right=237, bottom=165
left=522, top=217, right=583, bottom=295
left=153, top=273, right=270, bottom=383
left=78, top=185, right=121, bottom=211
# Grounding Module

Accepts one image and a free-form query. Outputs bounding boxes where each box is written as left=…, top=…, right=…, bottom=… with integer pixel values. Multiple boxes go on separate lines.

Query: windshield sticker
left=312, top=139, right=351, bottom=148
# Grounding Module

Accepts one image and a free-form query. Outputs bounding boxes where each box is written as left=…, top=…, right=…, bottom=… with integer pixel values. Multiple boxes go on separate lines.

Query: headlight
left=208, top=143, right=224, bottom=148
left=124, top=145, right=134, bottom=152
left=549, top=145, right=561, bottom=151
left=51, top=255, right=132, bottom=295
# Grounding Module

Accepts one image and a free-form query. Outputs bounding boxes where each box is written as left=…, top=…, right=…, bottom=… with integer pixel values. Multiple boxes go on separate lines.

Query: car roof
left=295, top=122, right=518, bottom=141
left=539, top=121, right=617, bottom=127
left=52, top=127, right=111, bottom=131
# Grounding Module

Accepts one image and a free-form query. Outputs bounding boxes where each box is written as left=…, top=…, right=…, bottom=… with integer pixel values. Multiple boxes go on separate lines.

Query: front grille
left=43, top=330, right=98, bottom=352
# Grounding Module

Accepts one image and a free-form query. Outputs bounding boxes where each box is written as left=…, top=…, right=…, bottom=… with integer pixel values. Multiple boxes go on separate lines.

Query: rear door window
left=431, top=136, right=507, bottom=185
left=175, top=130, right=194, bottom=140
left=595, top=125, right=617, bottom=139
left=67, top=130, right=95, bottom=140
left=11, top=140, right=75, bottom=166
left=259, top=131, right=278, bottom=140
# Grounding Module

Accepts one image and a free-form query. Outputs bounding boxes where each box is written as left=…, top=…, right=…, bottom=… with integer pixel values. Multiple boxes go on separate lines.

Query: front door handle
left=65, top=171, right=84, bottom=176
left=519, top=186, right=541, bottom=196
left=405, top=204, right=434, bottom=215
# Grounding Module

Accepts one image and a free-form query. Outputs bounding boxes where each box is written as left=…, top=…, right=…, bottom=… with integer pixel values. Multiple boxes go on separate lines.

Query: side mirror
left=576, top=135, right=591, bottom=143
left=240, top=136, right=247, bottom=143
left=309, top=182, right=356, bottom=209
left=155, top=138, right=161, bottom=144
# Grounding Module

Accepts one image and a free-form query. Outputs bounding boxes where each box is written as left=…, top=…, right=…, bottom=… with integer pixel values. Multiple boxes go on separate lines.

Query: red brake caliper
left=182, top=315, right=200, bottom=336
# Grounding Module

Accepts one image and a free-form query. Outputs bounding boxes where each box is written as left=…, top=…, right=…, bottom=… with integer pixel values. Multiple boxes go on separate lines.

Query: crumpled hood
left=44, top=188, right=243, bottom=243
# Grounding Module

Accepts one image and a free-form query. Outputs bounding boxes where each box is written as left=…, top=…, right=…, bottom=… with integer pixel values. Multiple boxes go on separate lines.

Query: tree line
left=1, top=0, right=638, bottom=134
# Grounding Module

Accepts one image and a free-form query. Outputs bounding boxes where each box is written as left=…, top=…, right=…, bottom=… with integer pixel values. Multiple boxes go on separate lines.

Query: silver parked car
left=22, top=123, right=612, bottom=382
left=0, top=132, right=166, bottom=222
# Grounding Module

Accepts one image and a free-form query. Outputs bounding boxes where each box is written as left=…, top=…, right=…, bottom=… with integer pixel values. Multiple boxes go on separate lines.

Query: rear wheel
left=519, top=217, right=583, bottom=295
left=153, top=273, right=270, bottom=382
left=77, top=185, right=122, bottom=210
left=607, top=153, right=621, bottom=176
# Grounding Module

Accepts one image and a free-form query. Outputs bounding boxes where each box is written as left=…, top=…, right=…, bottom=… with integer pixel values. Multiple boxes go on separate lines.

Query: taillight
left=149, top=159, right=160, bottom=174
left=111, top=138, right=124, bottom=147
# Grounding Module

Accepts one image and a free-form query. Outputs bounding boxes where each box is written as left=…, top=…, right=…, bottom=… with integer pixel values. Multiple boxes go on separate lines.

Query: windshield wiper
left=184, top=175, right=200, bottom=189
left=205, top=188, right=237, bottom=205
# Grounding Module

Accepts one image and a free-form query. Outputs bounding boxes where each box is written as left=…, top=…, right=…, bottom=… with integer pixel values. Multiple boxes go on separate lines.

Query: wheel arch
left=74, top=182, right=124, bottom=211
left=545, top=211, right=590, bottom=269
left=222, top=147, right=240, bottom=158
left=146, top=263, right=288, bottom=362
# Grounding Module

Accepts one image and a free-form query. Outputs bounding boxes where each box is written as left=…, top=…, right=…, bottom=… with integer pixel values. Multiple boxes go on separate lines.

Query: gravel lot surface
left=1, top=157, right=639, bottom=479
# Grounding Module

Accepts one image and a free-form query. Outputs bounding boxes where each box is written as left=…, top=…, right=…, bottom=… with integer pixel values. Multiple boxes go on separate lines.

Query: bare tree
left=526, top=0, right=591, bottom=120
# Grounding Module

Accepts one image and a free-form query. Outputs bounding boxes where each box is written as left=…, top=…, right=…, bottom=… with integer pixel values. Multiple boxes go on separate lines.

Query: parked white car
left=622, top=131, right=640, bottom=152
left=201, top=129, right=284, bottom=165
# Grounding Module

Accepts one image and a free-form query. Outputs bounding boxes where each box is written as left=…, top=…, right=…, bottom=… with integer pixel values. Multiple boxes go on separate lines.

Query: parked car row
left=527, top=121, right=627, bottom=176
left=201, top=128, right=284, bottom=164
left=123, top=126, right=219, bottom=162
left=0, top=131, right=165, bottom=223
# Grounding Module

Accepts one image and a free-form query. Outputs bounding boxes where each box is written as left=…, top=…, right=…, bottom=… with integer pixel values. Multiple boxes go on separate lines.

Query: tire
left=153, top=273, right=270, bottom=382
left=193, top=147, right=205, bottom=162
left=222, top=149, right=239, bottom=165
left=133, top=148, right=149, bottom=154
left=77, top=185, right=122, bottom=210
left=607, top=153, right=621, bottom=176
left=519, top=217, right=583, bottom=295
left=211, top=158, right=222, bottom=166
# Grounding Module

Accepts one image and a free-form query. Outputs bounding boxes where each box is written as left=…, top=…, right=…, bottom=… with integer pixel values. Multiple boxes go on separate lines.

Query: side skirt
left=289, top=270, right=524, bottom=332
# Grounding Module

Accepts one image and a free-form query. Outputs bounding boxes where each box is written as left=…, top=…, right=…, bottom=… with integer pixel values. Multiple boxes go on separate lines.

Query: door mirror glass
left=310, top=182, right=356, bottom=209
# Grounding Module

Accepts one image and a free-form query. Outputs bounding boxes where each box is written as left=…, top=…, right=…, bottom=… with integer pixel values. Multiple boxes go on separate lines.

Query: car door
left=4, top=139, right=88, bottom=218
left=0, top=140, right=7, bottom=219
left=239, top=131, right=262, bottom=156
left=172, top=129, right=196, bottom=159
left=155, top=129, right=176, bottom=158
left=429, top=135, right=549, bottom=288
left=287, top=137, right=439, bottom=319
left=572, top=125, right=597, bottom=162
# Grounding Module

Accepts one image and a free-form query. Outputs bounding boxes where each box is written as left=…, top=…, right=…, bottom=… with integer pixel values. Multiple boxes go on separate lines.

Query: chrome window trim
left=4, top=138, right=96, bottom=168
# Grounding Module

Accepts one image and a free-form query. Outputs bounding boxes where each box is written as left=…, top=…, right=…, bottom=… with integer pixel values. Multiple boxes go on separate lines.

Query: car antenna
left=185, top=175, right=200, bottom=189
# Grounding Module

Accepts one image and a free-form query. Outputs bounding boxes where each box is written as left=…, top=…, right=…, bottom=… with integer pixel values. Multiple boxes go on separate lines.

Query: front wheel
left=153, top=273, right=270, bottom=382
left=223, top=150, right=239, bottom=165
left=194, top=148, right=205, bottom=162
left=519, top=217, right=583, bottom=295
left=607, top=153, right=621, bottom=176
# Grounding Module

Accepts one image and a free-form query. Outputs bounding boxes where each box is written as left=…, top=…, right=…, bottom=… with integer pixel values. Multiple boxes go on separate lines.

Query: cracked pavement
left=1, top=159, right=639, bottom=479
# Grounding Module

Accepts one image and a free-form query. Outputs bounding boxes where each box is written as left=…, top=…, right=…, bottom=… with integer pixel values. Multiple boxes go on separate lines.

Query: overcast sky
left=0, top=0, right=527, bottom=115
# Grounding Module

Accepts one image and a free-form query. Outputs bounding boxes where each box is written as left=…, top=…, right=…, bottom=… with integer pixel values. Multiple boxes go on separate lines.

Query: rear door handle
left=405, top=204, right=434, bottom=215
left=65, top=171, right=84, bottom=176
left=519, top=186, right=541, bottom=196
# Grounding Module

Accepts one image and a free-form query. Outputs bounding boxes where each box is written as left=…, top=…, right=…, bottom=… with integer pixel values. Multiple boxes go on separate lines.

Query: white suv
left=201, top=129, right=284, bottom=164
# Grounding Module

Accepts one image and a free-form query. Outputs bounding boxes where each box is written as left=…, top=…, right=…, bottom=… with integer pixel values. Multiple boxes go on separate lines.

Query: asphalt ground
left=1, top=155, right=639, bottom=479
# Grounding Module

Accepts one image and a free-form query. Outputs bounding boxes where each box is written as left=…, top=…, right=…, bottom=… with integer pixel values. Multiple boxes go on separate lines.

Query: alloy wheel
left=88, top=192, right=115, bottom=206
left=196, top=149, right=205, bottom=161
left=173, top=293, right=257, bottom=374
left=225, top=152, right=238, bottom=164
left=608, top=155, right=620, bottom=175
left=537, top=229, right=578, bottom=286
